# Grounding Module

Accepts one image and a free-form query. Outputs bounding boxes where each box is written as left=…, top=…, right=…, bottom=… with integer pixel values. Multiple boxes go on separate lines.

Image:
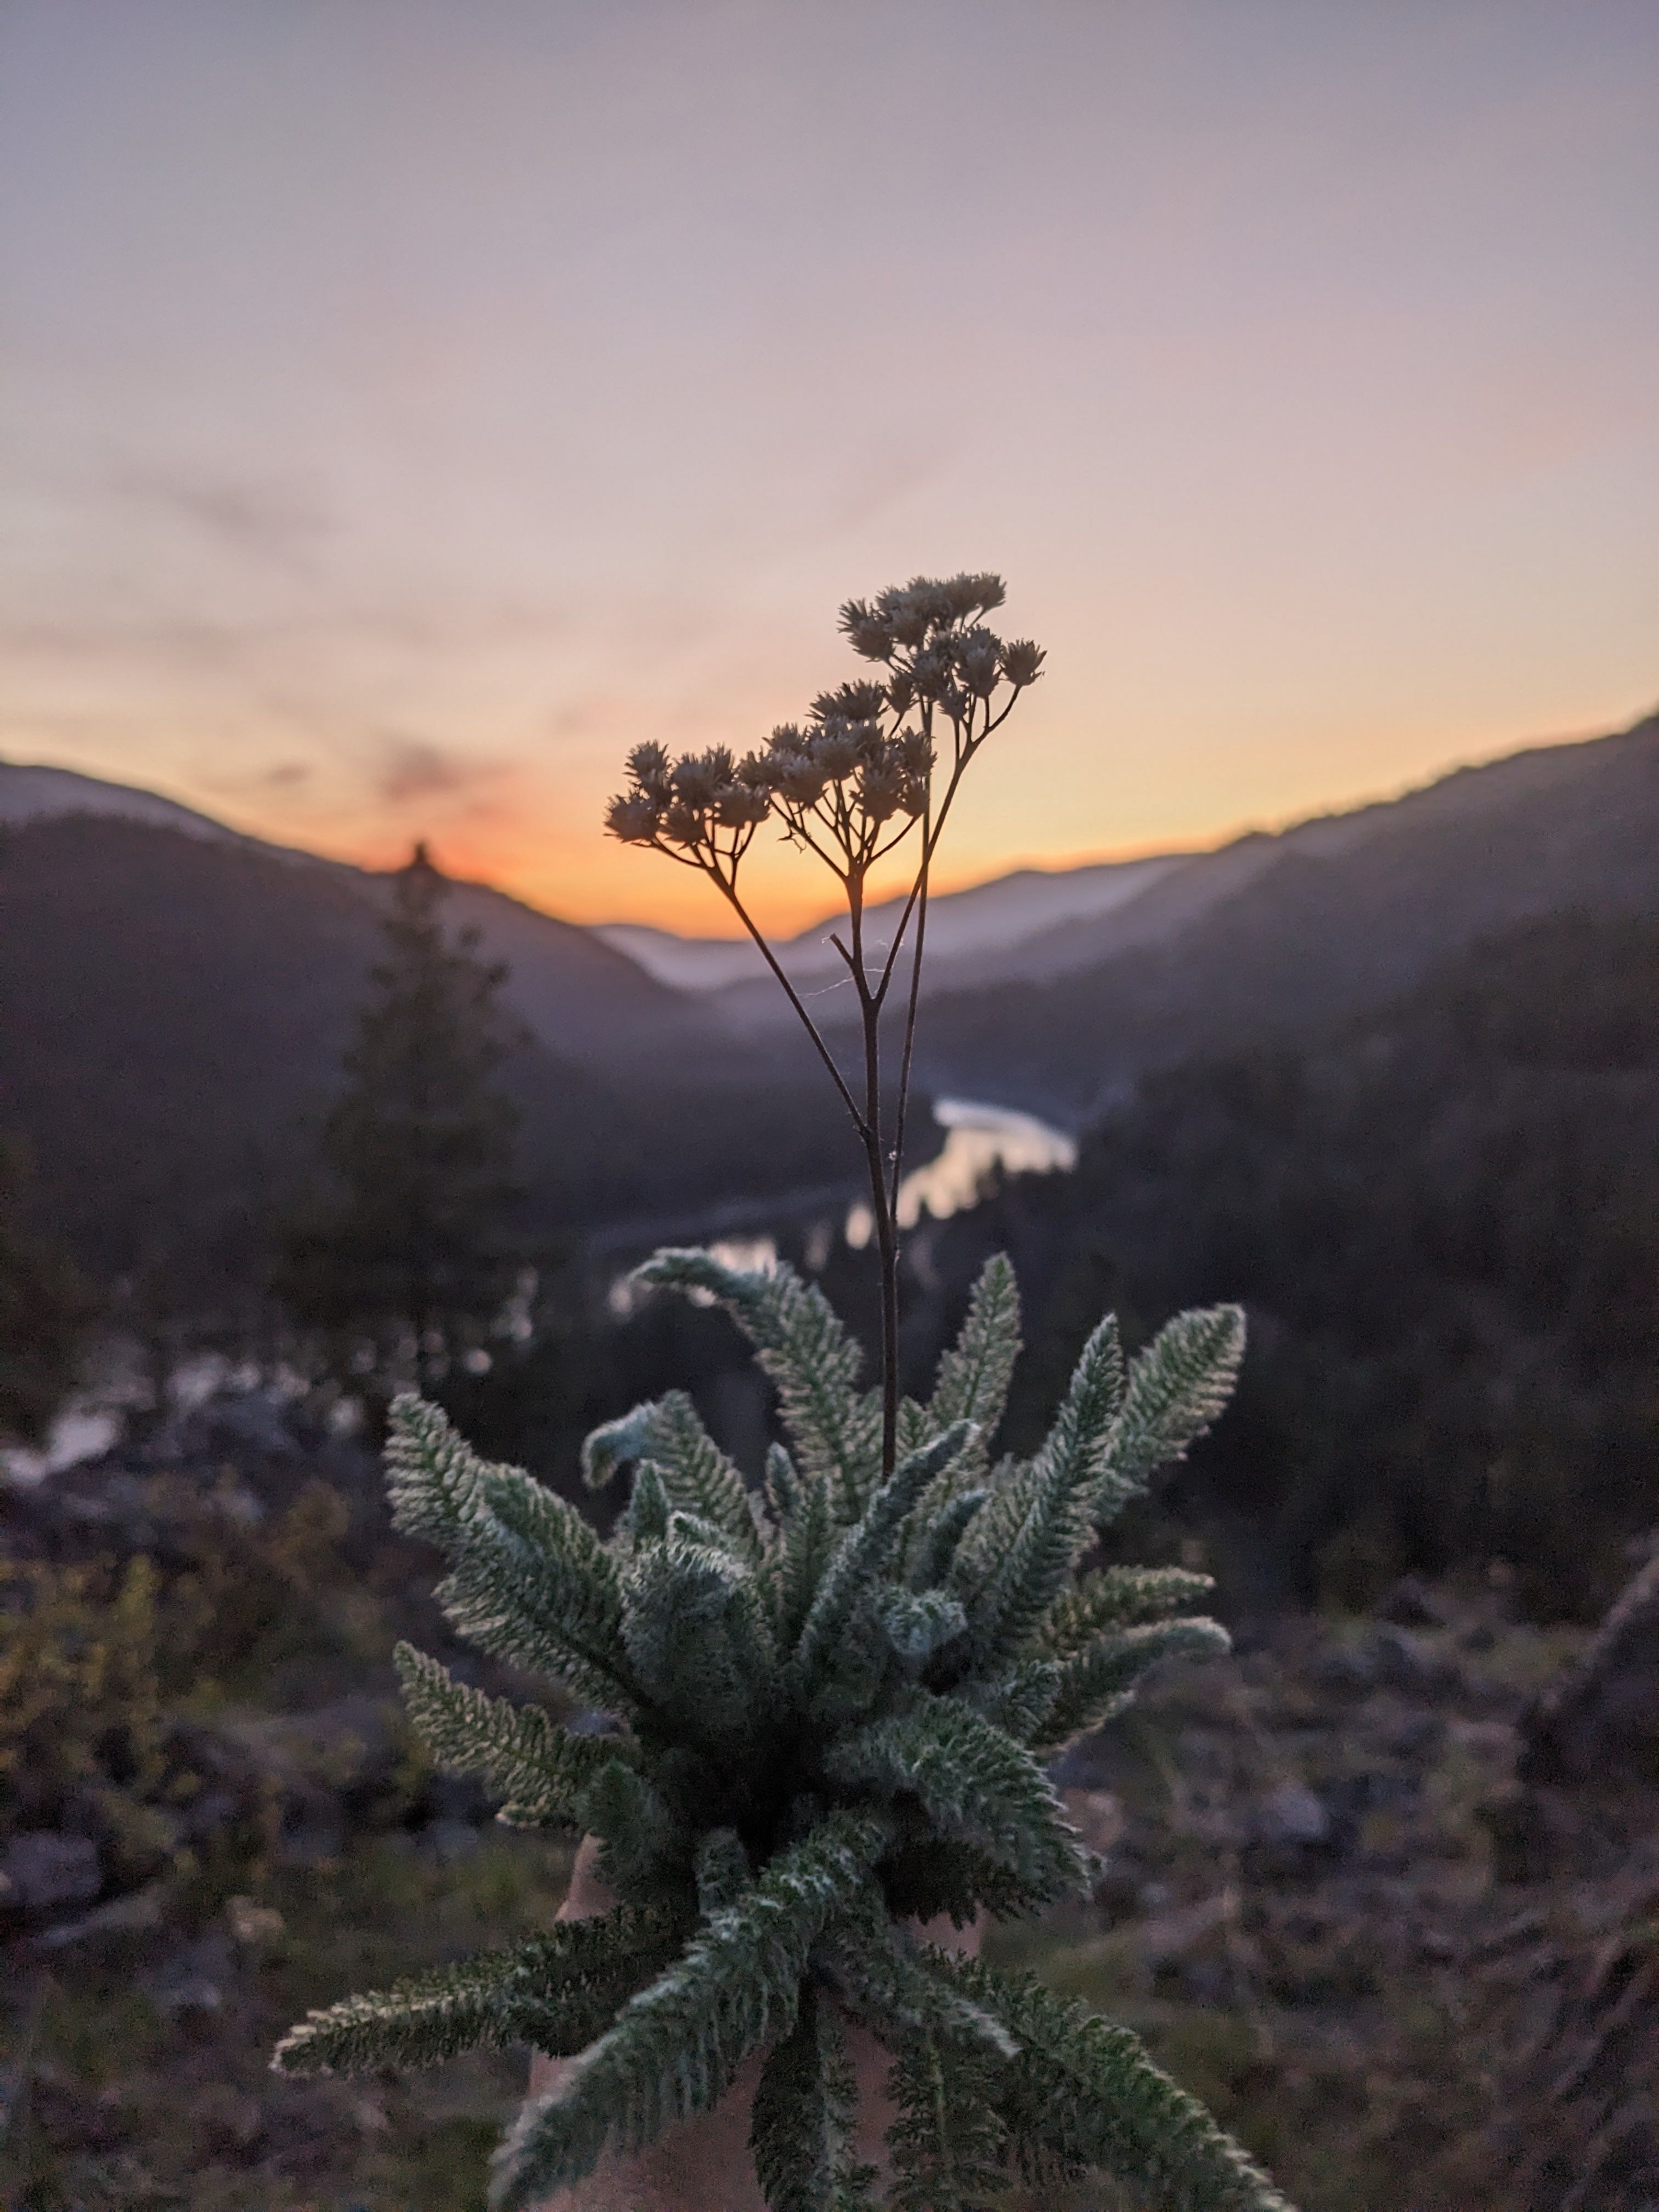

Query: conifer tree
left=274, top=844, right=521, bottom=1386
left=276, top=580, right=1295, bottom=2211
left=0, top=1131, right=88, bottom=1443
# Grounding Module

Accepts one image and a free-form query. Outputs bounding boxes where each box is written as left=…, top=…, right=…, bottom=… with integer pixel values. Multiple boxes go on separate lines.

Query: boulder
left=0, top=1830, right=101, bottom=1914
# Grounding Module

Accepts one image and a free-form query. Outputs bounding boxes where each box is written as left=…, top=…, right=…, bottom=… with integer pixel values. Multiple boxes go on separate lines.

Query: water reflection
left=604, top=1099, right=1075, bottom=1313
left=845, top=1098, right=1076, bottom=1250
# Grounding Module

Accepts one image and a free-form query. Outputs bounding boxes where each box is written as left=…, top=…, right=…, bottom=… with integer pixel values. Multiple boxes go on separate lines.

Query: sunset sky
left=3, top=2, right=1655, bottom=935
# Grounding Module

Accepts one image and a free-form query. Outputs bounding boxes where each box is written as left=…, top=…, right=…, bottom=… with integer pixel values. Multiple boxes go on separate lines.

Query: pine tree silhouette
left=274, top=844, right=521, bottom=1388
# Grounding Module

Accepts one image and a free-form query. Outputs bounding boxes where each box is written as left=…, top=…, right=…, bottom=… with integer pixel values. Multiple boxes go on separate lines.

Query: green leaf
left=823, top=1695, right=1087, bottom=1905
left=393, top=1643, right=623, bottom=1828
left=886, top=2024, right=1009, bottom=2212
left=584, top=1390, right=763, bottom=1567
left=1040, top=1566, right=1218, bottom=1658
left=637, top=1251, right=881, bottom=1515
left=821, top=1901, right=1014, bottom=2065
left=942, top=1957, right=1297, bottom=2210
left=749, top=1982, right=879, bottom=2212
left=578, top=1758, right=684, bottom=1905
left=273, top=1908, right=681, bottom=2076
left=622, top=1535, right=780, bottom=1745
left=795, top=1423, right=973, bottom=1683
left=1097, top=1305, right=1245, bottom=1521
left=926, top=1253, right=1022, bottom=1471
left=386, top=1396, right=632, bottom=1709
left=1035, top=1617, right=1231, bottom=1753
left=491, top=1810, right=889, bottom=2210
left=951, top=1314, right=1126, bottom=1671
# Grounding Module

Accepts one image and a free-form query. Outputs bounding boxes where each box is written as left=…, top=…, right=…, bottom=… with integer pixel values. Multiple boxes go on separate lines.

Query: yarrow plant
left=605, top=572, right=1043, bottom=1480
left=275, top=578, right=1295, bottom=2212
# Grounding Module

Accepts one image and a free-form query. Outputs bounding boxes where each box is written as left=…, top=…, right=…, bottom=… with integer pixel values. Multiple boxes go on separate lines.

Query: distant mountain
left=0, top=759, right=244, bottom=842
left=599, top=854, right=1184, bottom=1001
left=599, top=716, right=1659, bottom=1048
left=5, top=709, right=1655, bottom=1288
left=0, top=804, right=849, bottom=1289
left=0, top=757, right=686, bottom=1066
left=898, top=710, right=1659, bottom=1117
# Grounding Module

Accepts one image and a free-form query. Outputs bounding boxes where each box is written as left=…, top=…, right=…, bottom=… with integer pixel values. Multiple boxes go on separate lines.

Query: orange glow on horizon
left=246, top=707, right=1635, bottom=939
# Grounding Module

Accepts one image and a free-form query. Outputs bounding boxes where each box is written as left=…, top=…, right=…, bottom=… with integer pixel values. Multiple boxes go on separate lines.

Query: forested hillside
left=897, top=906, right=1659, bottom=1615
left=0, top=816, right=854, bottom=1294
left=905, top=711, right=1659, bottom=1115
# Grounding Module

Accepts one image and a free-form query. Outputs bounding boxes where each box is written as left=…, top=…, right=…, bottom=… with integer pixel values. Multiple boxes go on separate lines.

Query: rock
left=147, top=1930, right=235, bottom=2017
left=1315, top=1642, right=1378, bottom=1693
left=418, top=1818, right=481, bottom=1863
left=1252, top=1780, right=1332, bottom=1847
left=225, top=1895, right=285, bottom=1948
left=1520, top=1549, right=1659, bottom=1787
left=1368, top=1625, right=1460, bottom=1696
left=27, top=1880, right=170, bottom=1949
left=1380, top=1575, right=1449, bottom=1628
left=1062, top=1788, right=1125, bottom=1857
left=1, top=1831, right=101, bottom=1913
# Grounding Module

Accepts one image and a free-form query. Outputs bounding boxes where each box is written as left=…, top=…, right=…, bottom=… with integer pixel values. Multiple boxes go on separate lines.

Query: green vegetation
left=278, top=1249, right=1285, bottom=2210
left=0, top=1134, right=87, bottom=1445
left=918, top=905, right=1659, bottom=1618
left=274, top=844, right=525, bottom=1393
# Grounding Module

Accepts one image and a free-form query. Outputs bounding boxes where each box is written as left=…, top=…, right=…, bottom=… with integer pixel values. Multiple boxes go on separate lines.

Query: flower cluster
left=605, top=573, right=1045, bottom=893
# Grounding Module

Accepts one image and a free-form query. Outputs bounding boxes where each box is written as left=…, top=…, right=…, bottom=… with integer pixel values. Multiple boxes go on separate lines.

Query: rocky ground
left=4, top=1406, right=1658, bottom=2209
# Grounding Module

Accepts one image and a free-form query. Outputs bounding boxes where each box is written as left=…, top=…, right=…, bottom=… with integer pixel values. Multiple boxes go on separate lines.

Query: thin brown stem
left=712, top=877, right=867, bottom=1136
left=888, top=820, right=932, bottom=1227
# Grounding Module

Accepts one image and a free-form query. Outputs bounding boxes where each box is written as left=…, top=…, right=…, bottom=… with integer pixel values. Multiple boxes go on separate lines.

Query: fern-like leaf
left=823, top=1695, right=1087, bottom=1904
left=749, top=1981, right=879, bottom=2212
left=1096, top=1305, right=1246, bottom=1521
left=1035, top=1617, right=1232, bottom=1753
left=637, top=1251, right=881, bottom=1514
left=951, top=1314, right=1126, bottom=1671
left=491, top=1810, right=889, bottom=2209
left=927, top=1254, right=1022, bottom=1458
left=583, top=1391, right=763, bottom=1567
left=393, top=1643, right=624, bottom=1828
left=273, top=1908, right=681, bottom=2076
left=944, top=1956, right=1296, bottom=2211
left=886, top=2026, right=1009, bottom=2212
left=388, top=1397, right=632, bottom=1709
left=1040, top=1566, right=1218, bottom=1657
left=622, top=1535, right=780, bottom=1744
left=795, top=1423, right=972, bottom=1682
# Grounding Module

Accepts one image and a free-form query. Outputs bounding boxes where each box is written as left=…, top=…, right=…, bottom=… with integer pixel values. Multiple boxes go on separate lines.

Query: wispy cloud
left=110, top=466, right=336, bottom=573
left=373, top=733, right=516, bottom=813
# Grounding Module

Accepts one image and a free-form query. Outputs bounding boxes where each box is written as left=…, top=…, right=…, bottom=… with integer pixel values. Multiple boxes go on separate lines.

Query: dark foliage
left=0, top=1133, right=90, bottom=1443
left=273, top=848, right=525, bottom=1379
left=910, top=907, right=1659, bottom=1616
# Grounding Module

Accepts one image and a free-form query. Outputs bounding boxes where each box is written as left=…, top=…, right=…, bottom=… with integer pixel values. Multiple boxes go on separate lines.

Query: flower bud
left=838, top=599, right=895, bottom=662
left=716, top=785, right=771, bottom=828
left=877, top=585, right=930, bottom=649
left=910, top=645, right=952, bottom=700
left=1000, top=639, right=1046, bottom=686
left=812, top=729, right=861, bottom=780
left=899, top=729, right=934, bottom=777
left=626, top=740, right=672, bottom=793
left=857, top=758, right=906, bottom=823
left=944, top=572, right=1006, bottom=619
left=671, top=751, right=725, bottom=809
left=778, top=760, right=828, bottom=804
left=958, top=629, right=1001, bottom=698
left=605, top=791, right=661, bottom=843
left=662, top=800, right=704, bottom=847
